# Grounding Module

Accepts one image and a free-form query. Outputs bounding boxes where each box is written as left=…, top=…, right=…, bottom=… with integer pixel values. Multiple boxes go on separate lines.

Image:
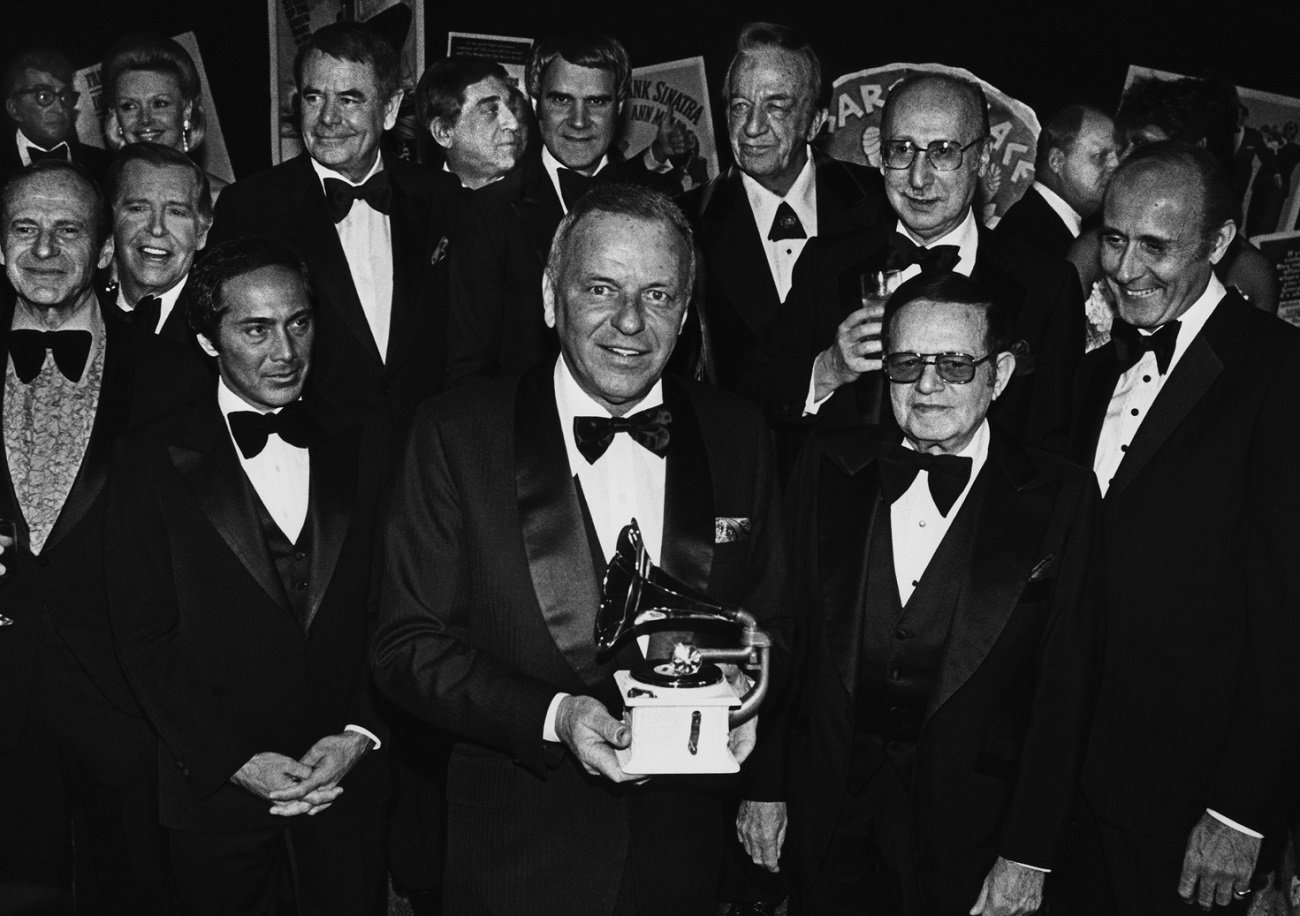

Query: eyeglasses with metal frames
left=883, top=351, right=996, bottom=384
left=881, top=137, right=986, bottom=171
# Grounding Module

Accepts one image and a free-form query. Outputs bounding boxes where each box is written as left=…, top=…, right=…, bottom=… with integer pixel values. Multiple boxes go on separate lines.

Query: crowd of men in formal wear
left=0, top=15, right=1296, bottom=916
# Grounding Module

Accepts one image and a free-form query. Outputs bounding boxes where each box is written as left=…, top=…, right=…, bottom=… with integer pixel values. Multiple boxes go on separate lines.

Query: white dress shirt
left=217, top=381, right=310, bottom=543
left=890, top=421, right=989, bottom=605
left=541, top=146, right=610, bottom=214
left=116, top=274, right=188, bottom=335
left=803, top=210, right=982, bottom=416
left=742, top=150, right=818, bottom=303
left=1030, top=182, right=1083, bottom=239
left=1092, top=275, right=1225, bottom=498
left=310, top=155, right=393, bottom=361
left=543, top=357, right=666, bottom=740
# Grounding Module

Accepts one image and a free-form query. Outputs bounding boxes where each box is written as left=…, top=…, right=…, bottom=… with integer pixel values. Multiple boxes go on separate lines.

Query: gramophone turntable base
left=614, top=670, right=741, bottom=774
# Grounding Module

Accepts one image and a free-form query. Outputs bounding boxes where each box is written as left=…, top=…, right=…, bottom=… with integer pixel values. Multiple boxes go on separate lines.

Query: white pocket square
left=715, top=517, right=751, bottom=544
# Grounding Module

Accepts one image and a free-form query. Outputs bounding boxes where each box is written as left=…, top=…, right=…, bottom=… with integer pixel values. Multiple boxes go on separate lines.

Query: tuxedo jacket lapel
left=659, top=380, right=713, bottom=593
left=382, top=164, right=430, bottom=376
left=302, top=428, right=356, bottom=630
left=169, top=402, right=293, bottom=617
left=514, top=368, right=606, bottom=686
left=703, top=169, right=781, bottom=334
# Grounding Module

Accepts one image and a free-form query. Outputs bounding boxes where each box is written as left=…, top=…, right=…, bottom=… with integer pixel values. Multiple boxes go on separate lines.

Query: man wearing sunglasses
left=748, top=73, right=1083, bottom=458
left=763, top=271, right=1102, bottom=915
left=1, top=48, right=108, bottom=185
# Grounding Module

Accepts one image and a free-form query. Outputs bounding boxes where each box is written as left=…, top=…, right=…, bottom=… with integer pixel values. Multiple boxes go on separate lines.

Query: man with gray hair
left=374, top=183, right=790, bottom=915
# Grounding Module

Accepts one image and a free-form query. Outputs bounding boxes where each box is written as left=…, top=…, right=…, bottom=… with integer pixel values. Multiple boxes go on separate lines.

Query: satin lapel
left=515, top=155, right=564, bottom=263
left=1106, top=333, right=1222, bottom=502
left=382, top=165, right=429, bottom=375
left=169, top=402, right=292, bottom=617
left=1073, top=349, right=1121, bottom=469
left=288, top=156, right=382, bottom=364
left=44, top=316, right=133, bottom=552
left=302, top=428, right=356, bottom=630
left=658, top=380, right=713, bottom=593
left=927, top=436, right=1049, bottom=720
left=818, top=429, right=885, bottom=698
left=703, top=170, right=781, bottom=334
left=514, top=369, right=605, bottom=685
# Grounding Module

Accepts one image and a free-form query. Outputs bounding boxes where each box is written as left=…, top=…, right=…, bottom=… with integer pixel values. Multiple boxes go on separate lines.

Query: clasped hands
left=231, top=731, right=372, bottom=817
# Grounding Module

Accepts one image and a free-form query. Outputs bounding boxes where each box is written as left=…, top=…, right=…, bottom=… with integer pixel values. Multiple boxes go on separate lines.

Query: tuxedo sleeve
left=1206, top=341, right=1300, bottom=833
left=370, top=405, right=558, bottom=777
left=998, top=471, right=1105, bottom=868
left=104, top=436, right=262, bottom=799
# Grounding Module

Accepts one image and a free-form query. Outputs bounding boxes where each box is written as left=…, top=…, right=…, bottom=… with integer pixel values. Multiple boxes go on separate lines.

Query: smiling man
left=209, top=21, right=459, bottom=433
left=105, top=236, right=391, bottom=915
left=373, top=183, right=791, bottom=916
left=104, top=142, right=211, bottom=346
left=1057, top=140, right=1300, bottom=916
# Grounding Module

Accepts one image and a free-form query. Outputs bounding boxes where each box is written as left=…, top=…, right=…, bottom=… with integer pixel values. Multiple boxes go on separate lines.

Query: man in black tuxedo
left=1057, top=142, right=1300, bottom=915
left=0, top=160, right=205, bottom=912
left=747, top=72, right=1083, bottom=456
left=105, top=237, right=389, bottom=915
left=209, top=22, right=458, bottom=435
left=102, top=142, right=211, bottom=351
left=1, top=49, right=108, bottom=184
left=444, top=29, right=687, bottom=386
left=757, top=272, right=1101, bottom=915
left=417, top=57, right=523, bottom=191
left=373, top=184, right=791, bottom=915
left=995, top=104, right=1117, bottom=260
left=686, top=21, right=886, bottom=391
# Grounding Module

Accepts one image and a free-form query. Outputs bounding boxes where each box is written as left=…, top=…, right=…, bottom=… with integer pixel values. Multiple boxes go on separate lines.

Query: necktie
left=557, top=168, right=597, bottom=211
left=228, top=401, right=316, bottom=459
left=768, top=201, right=807, bottom=241
left=573, top=406, right=672, bottom=464
left=886, top=233, right=961, bottom=274
left=1110, top=318, right=1180, bottom=376
left=323, top=172, right=392, bottom=222
left=133, top=296, right=162, bottom=333
left=8, top=329, right=92, bottom=383
left=26, top=143, right=69, bottom=163
left=878, top=442, right=973, bottom=517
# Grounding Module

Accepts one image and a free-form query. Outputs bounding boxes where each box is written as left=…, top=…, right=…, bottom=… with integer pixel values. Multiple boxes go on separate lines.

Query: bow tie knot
left=768, top=201, right=807, bottom=241
left=323, top=172, right=392, bottom=222
left=27, top=143, right=69, bottom=163
left=573, top=406, right=672, bottom=464
left=1111, top=318, right=1180, bottom=376
left=227, top=401, right=316, bottom=459
left=557, top=167, right=599, bottom=211
left=878, top=442, right=973, bottom=517
left=886, top=233, right=961, bottom=274
left=8, top=328, right=92, bottom=383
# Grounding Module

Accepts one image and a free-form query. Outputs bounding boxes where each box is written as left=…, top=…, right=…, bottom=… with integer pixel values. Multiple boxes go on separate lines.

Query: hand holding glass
left=0, top=519, right=15, bottom=627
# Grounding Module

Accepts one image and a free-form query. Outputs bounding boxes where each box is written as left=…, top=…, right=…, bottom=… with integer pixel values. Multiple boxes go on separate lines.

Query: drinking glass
left=0, top=518, right=16, bottom=627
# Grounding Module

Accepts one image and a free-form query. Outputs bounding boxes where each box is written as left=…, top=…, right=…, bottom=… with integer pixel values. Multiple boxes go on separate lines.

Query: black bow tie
left=768, top=201, right=807, bottom=241
left=878, top=442, right=973, bottom=517
left=886, top=233, right=961, bottom=274
left=8, top=328, right=91, bottom=383
left=557, top=167, right=599, bottom=211
left=1111, top=318, right=1180, bottom=376
left=227, top=401, right=316, bottom=459
left=132, top=296, right=162, bottom=332
left=323, top=172, right=392, bottom=222
left=573, top=406, right=672, bottom=464
left=27, top=143, right=69, bottom=163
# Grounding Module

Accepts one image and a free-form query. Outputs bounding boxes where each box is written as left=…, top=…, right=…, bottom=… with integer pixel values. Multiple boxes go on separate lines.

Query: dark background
left=4, top=0, right=1297, bottom=179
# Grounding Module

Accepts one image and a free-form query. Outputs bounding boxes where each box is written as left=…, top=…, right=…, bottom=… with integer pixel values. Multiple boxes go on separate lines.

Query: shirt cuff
left=1207, top=809, right=1263, bottom=839
left=344, top=724, right=381, bottom=751
left=1006, top=859, right=1050, bottom=873
left=642, top=146, right=672, bottom=174
left=803, top=359, right=832, bottom=416
left=543, top=692, right=571, bottom=743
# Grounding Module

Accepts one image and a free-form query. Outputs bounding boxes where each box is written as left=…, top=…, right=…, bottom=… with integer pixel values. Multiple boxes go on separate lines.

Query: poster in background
left=445, top=32, right=532, bottom=87
left=270, top=0, right=425, bottom=165
left=1124, top=66, right=1300, bottom=239
left=1255, top=230, right=1300, bottom=327
left=74, top=32, right=234, bottom=183
left=825, top=63, right=1040, bottom=227
left=618, top=57, right=717, bottom=192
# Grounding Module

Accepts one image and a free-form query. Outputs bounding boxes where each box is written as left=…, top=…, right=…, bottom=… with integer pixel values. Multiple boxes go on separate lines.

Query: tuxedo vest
left=250, top=487, right=314, bottom=629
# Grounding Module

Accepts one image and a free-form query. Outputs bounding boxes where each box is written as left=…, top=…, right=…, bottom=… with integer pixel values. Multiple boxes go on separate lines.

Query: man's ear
left=197, top=332, right=219, bottom=358
left=975, top=135, right=993, bottom=180
left=1206, top=219, right=1236, bottom=266
left=1047, top=146, right=1066, bottom=178
left=382, top=90, right=404, bottom=132
left=5, top=99, right=18, bottom=123
left=990, top=350, right=1016, bottom=400
left=806, top=107, right=829, bottom=143
left=96, top=236, right=114, bottom=271
left=430, top=117, right=456, bottom=151
left=542, top=271, right=557, bottom=329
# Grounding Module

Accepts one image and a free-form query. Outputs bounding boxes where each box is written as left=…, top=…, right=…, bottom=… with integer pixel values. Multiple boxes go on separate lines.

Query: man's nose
left=611, top=297, right=646, bottom=335
left=743, top=105, right=768, bottom=138
left=914, top=361, right=945, bottom=394
left=907, top=153, right=933, bottom=189
left=568, top=100, right=590, bottom=128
